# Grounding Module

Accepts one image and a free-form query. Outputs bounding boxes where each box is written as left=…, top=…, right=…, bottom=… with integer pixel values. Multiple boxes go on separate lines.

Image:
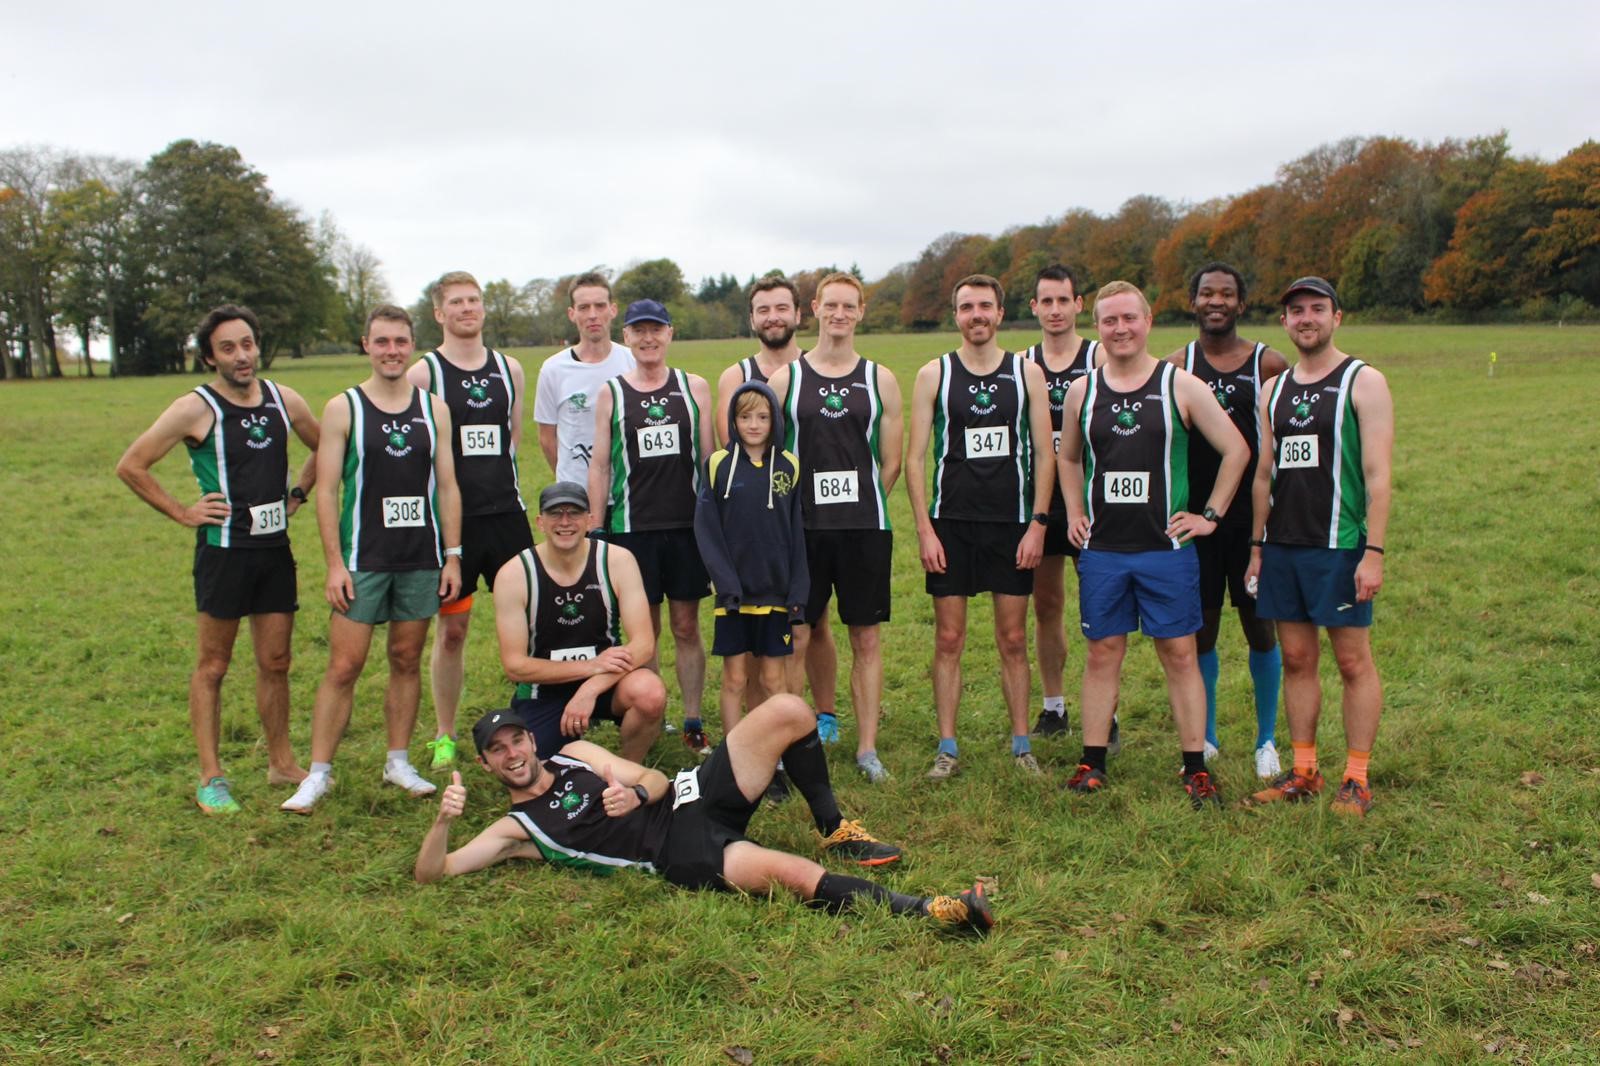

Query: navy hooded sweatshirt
left=693, top=381, right=809, bottom=614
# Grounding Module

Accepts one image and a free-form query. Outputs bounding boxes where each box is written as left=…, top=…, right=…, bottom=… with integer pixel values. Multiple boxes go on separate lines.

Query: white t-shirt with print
left=533, top=343, right=636, bottom=484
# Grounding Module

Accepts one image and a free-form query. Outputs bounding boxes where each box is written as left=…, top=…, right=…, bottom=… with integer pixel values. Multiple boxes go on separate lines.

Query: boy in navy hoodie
left=695, top=382, right=809, bottom=733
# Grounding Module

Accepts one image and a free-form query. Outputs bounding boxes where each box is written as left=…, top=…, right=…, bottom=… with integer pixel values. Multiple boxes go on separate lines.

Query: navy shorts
left=713, top=612, right=794, bottom=658
left=512, top=689, right=620, bottom=760
left=1077, top=546, right=1202, bottom=640
left=1195, top=522, right=1253, bottom=612
left=599, top=529, right=709, bottom=604
left=657, top=742, right=761, bottom=890
left=1255, top=543, right=1373, bottom=628
left=925, top=518, right=1034, bottom=598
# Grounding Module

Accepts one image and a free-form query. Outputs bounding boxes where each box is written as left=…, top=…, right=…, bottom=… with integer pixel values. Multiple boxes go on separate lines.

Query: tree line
left=4, top=132, right=1596, bottom=378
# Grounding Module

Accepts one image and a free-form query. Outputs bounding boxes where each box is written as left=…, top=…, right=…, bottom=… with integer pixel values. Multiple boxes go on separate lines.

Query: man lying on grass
left=414, top=695, right=994, bottom=932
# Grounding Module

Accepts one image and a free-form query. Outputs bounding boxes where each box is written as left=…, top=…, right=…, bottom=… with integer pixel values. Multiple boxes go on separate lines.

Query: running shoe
left=1063, top=764, right=1108, bottom=794
left=926, top=879, right=995, bottom=934
left=195, top=776, right=241, bottom=815
left=1015, top=751, right=1043, bottom=775
left=1246, top=768, right=1325, bottom=806
left=926, top=752, right=960, bottom=780
left=819, top=819, right=902, bottom=866
left=857, top=753, right=890, bottom=784
left=280, top=772, right=332, bottom=814
left=1254, top=741, right=1281, bottom=780
left=682, top=725, right=713, bottom=757
left=427, top=734, right=457, bottom=770
left=764, top=768, right=791, bottom=805
left=816, top=713, right=840, bottom=744
left=1107, top=714, right=1122, bottom=757
left=1031, top=709, right=1071, bottom=738
left=1182, top=769, right=1222, bottom=810
left=1329, top=778, right=1373, bottom=818
left=382, top=760, right=438, bottom=797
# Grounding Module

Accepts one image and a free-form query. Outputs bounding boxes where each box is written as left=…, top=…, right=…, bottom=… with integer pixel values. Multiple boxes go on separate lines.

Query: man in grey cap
left=586, top=300, right=717, bottom=754
left=491, top=481, right=667, bottom=762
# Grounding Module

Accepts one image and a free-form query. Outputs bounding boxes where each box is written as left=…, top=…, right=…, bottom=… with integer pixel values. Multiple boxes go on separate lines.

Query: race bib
left=1052, top=430, right=1061, bottom=455
left=671, top=768, right=702, bottom=810
left=1279, top=434, right=1319, bottom=469
left=550, top=646, right=596, bottom=662
left=1102, top=471, right=1149, bottom=504
left=813, top=470, right=859, bottom=504
left=965, top=426, right=1010, bottom=458
left=461, top=423, right=501, bottom=457
left=382, top=495, right=425, bottom=528
left=249, top=500, right=285, bottom=536
left=637, top=423, right=679, bottom=457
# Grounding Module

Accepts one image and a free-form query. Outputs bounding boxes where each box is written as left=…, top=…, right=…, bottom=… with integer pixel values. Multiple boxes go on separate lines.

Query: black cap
left=538, top=481, right=589, bottom=512
left=471, top=708, right=529, bottom=756
left=1279, top=276, right=1339, bottom=308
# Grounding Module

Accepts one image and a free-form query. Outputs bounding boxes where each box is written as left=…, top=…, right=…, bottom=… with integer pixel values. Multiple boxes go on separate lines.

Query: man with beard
left=407, top=271, right=532, bottom=771
left=904, top=275, right=1055, bottom=779
left=1021, top=264, right=1103, bottom=742
left=767, top=272, right=903, bottom=783
left=1165, top=263, right=1290, bottom=779
left=588, top=300, right=716, bottom=755
left=1056, top=282, right=1249, bottom=809
left=413, top=698, right=990, bottom=932
left=714, top=275, right=805, bottom=444
left=534, top=272, right=636, bottom=483
left=1246, top=277, right=1393, bottom=818
left=117, top=304, right=321, bottom=813
left=281, top=305, right=463, bottom=814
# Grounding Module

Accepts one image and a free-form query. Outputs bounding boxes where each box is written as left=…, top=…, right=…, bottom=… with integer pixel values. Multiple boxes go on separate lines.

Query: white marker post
left=1489, top=351, right=1497, bottom=378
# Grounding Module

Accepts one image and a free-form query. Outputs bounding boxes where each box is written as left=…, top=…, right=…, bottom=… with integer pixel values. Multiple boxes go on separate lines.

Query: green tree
left=51, top=157, right=138, bottom=376
left=0, top=147, right=68, bottom=377
left=614, top=258, right=686, bottom=305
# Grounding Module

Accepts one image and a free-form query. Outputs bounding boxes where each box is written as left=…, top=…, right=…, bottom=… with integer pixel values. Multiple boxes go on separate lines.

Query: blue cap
left=623, top=299, right=671, bottom=326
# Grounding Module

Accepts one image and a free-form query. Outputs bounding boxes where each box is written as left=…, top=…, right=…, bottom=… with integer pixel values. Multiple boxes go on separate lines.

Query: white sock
left=386, top=750, right=409, bottom=766
left=309, top=762, right=332, bottom=777
left=1042, top=696, right=1066, bottom=715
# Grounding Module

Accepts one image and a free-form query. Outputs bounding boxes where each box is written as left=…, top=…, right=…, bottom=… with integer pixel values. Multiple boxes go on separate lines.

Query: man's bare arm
left=876, top=364, right=905, bottom=495
left=414, top=772, right=539, bottom=883
left=115, top=394, right=228, bottom=527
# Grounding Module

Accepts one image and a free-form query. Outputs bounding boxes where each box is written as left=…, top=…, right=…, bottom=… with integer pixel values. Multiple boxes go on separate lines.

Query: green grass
left=3, top=325, right=1599, bottom=1063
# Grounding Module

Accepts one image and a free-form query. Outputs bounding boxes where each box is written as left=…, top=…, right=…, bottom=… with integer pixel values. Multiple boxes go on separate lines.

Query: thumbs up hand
left=601, top=763, right=635, bottom=819
left=438, top=770, right=466, bottom=822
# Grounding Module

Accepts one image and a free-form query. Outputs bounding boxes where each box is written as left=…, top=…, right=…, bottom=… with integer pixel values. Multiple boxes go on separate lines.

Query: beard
left=758, top=323, right=797, bottom=350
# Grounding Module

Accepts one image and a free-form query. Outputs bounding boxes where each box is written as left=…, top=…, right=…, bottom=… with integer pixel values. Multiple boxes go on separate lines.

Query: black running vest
left=507, top=755, right=674, bottom=874
left=1026, top=339, right=1098, bottom=519
left=187, top=381, right=293, bottom=549
left=337, top=387, right=442, bottom=571
left=604, top=371, right=702, bottom=532
left=1264, top=356, right=1369, bottom=549
left=420, top=349, right=524, bottom=517
left=513, top=540, right=621, bottom=702
left=781, top=354, right=892, bottom=531
left=928, top=351, right=1032, bottom=523
left=1182, top=341, right=1265, bottom=531
left=1079, top=362, right=1189, bottom=552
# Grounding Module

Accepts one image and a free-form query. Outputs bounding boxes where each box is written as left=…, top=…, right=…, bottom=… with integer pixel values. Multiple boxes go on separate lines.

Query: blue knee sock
left=1249, top=647, right=1281, bottom=748
left=1198, top=649, right=1219, bottom=748
left=1011, top=734, right=1031, bottom=756
left=937, top=737, right=959, bottom=757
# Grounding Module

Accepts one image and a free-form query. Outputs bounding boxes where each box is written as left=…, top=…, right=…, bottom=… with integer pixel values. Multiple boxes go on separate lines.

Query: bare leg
left=993, top=593, right=1033, bottom=739
left=724, top=693, right=818, bottom=798
left=190, top=613, right=241, bottom=783
left=612, top=667, right=667, bottom=762
left=720, top=653, right=751, bottom=732
left=1329, top=626, right=1382, bottom=752
left=667, top=599, right=705, bottom=721
left=806, top=609, right=839, bottom=715
left=383, top=619, right=431, bottom=753
left=1079, top=635, right=1126, bottom=746
left=787, top=619, right=813, bottom=698
left=721, top=839, right=826, bottom=897
left=1276, top=621, right=1323, bottom=746
left=848, top=624, right=883, bottom=757
left=429, top=608, right=470, bottom=739
left=757, top=655, right=787, bottom=699
left=309, top=613, right=376, bottom=765
left=248, top=612, right=304, bottom=784
left=1032, top=555, right=1067, bottom=701
left=1152, top=634, right=1206, bottom=751
left=932, top=596, right=968, bottom=742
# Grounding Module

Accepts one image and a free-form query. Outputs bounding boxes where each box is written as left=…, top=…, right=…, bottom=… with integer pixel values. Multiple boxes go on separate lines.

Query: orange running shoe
left=1246, top=768, right=1325, bottom=806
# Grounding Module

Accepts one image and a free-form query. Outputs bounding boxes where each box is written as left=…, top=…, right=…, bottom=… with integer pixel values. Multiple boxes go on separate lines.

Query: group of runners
left=117, top=261, right=1393, bottom=933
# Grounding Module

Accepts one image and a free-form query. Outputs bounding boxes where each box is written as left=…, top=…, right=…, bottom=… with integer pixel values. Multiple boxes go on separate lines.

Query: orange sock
left=1291, top=742, right=1318, bottom=776
left=1344, top=749, right=1370, bottom=787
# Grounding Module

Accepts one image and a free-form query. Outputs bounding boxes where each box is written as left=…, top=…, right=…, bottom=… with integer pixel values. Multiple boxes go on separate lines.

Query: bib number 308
left=383, top=496, right=425, bottom=527
left=1102, top=471, right=1149, bottom=504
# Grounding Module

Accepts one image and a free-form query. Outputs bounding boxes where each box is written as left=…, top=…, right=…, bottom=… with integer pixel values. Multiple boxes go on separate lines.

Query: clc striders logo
left=968, top=383, right=996, bottom=414
left=1111, top=399, right=1142, bottom=436
left=464, top=374, right=495, bottom=409
left=241, top=413, right=275, bottom=450
left=554, top=590, right=585, bottom=623
left=382, top=419, right=415, bottom=457
left=818, top=383, right=852, bottom=419
left=640, top=395, right=675, bottom=424
left=1288, top=389, right=1322, bottom=429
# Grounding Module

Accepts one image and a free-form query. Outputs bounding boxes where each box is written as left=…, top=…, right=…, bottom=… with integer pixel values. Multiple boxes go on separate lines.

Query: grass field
left=2, top=324, right=1599, bottom=1064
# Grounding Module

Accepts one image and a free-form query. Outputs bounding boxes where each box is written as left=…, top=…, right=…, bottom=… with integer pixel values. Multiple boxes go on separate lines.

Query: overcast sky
left=10, top=0, right=1598, bottom=302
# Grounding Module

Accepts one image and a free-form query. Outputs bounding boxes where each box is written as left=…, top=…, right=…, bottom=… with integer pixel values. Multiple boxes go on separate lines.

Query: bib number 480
left=1102, top=472, right=1149, bottom=504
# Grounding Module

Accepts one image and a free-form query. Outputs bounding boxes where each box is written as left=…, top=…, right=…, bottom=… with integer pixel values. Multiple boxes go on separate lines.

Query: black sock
left=1081, top=745, right=1108, bottom=773
left=782, top=729, right=842, bottom=835
left=1182, top=749, right=1207, bottom=775
left=807, top=872, right=928, bottom=916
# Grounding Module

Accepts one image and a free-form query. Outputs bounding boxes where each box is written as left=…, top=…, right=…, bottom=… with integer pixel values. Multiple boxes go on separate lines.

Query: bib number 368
left=383, top=496, right=425, bottom=527
left=1279, top=434, right=1318, bottom=469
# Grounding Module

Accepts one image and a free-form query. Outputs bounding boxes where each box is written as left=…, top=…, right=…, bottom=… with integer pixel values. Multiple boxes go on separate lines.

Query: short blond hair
left=733, top=390, right=769, bottom=419
left=1093, top=280, right=1150, bottom=316
left=814, top=271, right=865, bottom=306
left=431, top=270, right=481, bottom=309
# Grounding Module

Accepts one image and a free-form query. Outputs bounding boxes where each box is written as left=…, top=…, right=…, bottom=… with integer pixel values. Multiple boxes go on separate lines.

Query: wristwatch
left=1201, top=506, right=1219, bottom=523
left=444, top=545, right=464, bottom=558
left=289, top=486, right=308, bottom=502
left=632, top=784, right=649, bottom=805
left=1032, top=512, right=1049, bottom=527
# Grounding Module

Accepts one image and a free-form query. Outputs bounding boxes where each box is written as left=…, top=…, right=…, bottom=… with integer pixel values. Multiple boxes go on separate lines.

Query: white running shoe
left=1254, top=740, right=1282, bottom=780
left=383, top=760, right=437, bottom=797
left=281, top=772, right=332, bottom=814
left=1203, top=741, right=1220, bottom=763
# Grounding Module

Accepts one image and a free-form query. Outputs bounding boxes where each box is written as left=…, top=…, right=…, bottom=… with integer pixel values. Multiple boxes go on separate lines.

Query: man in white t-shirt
left=534, top=272, right=635, bottom=485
